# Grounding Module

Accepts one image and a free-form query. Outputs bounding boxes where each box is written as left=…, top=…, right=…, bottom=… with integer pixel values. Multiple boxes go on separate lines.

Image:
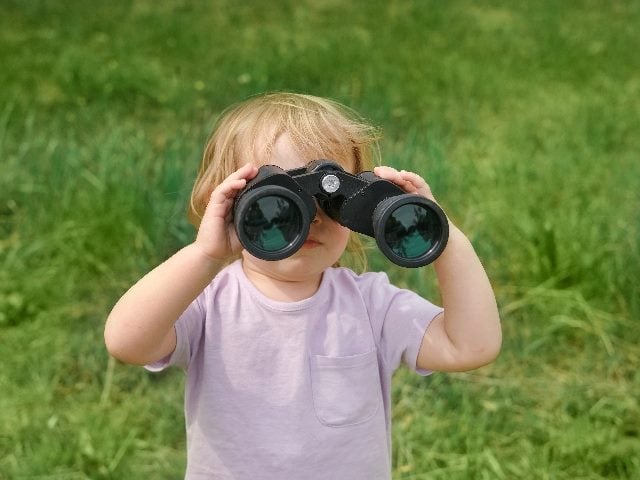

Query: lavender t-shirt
left=147, top=260, right=442, bottom=480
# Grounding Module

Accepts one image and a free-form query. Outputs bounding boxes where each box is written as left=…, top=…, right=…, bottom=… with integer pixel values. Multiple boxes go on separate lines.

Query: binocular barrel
left=233, top=160, right=449, bottom=268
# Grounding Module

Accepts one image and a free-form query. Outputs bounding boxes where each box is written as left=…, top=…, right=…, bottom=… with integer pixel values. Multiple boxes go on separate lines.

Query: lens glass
left=384, top=203, right=439, bottom=259
left=241, top=195, right=301, bottom=252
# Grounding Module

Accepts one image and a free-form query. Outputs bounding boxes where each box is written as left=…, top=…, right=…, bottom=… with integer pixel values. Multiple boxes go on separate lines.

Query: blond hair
left=189, top=92, right=381, bottom=270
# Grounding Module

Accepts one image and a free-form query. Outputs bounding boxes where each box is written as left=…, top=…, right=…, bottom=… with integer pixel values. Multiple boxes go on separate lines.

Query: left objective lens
left=383, top=203, right=436, bottom=258
left=373, top=194, right=448, bottom=267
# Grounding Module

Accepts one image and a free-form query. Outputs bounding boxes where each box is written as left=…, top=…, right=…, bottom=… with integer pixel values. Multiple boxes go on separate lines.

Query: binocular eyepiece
left=233, top=160, right=449, bottom=268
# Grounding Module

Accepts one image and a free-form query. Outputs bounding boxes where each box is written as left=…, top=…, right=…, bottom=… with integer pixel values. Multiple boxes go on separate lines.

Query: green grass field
left=1, top=1, right=639, bottom=478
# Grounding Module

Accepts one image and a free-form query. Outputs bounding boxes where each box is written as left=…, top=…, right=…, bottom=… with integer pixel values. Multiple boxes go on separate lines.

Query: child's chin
left=242, top=250, right=337, bottom=275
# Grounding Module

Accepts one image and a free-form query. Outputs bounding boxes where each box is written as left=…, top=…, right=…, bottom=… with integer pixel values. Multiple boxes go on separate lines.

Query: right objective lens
left=234, top=185, right=313, bottom=261
left=241, top=195, right=301, bottom=252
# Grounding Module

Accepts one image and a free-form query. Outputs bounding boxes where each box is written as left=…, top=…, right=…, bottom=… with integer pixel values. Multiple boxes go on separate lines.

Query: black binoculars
left=233, top=160, right=448, bottom=268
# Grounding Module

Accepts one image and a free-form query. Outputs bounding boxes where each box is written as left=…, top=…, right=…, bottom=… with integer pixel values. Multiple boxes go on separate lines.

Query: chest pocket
left=309, top=349, right=382, bottom=427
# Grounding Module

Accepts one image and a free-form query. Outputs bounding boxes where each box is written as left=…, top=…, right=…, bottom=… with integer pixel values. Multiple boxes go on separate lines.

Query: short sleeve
left=382, top=288, right=442, bottom=375
left=144, top=294, right=206, bottom=372
left=358, top=272, right=443, bottom=376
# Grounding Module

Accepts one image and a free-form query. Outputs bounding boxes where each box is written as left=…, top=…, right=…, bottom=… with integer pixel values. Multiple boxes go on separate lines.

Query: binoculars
left=233, top=160, right=448, bottom=268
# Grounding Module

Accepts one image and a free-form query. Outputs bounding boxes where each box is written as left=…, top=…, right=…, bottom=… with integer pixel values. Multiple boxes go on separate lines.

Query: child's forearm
left=431, top=225, right=502, bottom=369
left=104, top=243, right=222, bottom=365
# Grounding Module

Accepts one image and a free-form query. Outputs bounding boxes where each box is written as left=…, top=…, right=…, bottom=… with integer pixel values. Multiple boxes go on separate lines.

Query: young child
left=105, top=92, right=501, bottom=479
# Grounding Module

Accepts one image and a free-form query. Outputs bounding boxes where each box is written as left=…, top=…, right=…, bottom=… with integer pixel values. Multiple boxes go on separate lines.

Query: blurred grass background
left=1, top=0, right=639, bottom=478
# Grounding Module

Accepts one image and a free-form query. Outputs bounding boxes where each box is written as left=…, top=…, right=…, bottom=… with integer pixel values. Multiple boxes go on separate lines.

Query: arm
left=104, top=163, right=258, bottom=365
left=419, top=225, right=502, bottom=371
left=374, top=166, right=502, bottom=372
left=104, top=246, right=222, bottom=365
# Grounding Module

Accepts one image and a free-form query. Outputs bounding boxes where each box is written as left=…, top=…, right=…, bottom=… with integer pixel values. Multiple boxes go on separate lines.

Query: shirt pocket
left=309, top=349, right=382, bottom=427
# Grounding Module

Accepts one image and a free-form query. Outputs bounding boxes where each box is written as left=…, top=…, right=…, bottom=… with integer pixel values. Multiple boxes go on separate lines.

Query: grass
left=1, top=0, right=639, bottom=478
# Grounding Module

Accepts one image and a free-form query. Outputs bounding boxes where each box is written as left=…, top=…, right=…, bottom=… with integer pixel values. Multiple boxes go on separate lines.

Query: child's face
left=240, top=134, right=352, bottom=281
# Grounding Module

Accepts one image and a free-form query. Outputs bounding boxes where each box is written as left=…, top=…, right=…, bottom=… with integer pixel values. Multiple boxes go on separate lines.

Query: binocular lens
left=241, top=195, right=302, bottom=252
left=234, top=162, right=449, bottom=267
left=374, top=194, right=448, bottom=267
left=384, top=203, right=438, bottom=259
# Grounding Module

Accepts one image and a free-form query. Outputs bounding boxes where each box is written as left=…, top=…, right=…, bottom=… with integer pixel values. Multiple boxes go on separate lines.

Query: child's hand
left=370, top=170, right=501, bottom=372
left=194, top=163, right=259, bottom=261
left=373, top=166, right=438, bottom=204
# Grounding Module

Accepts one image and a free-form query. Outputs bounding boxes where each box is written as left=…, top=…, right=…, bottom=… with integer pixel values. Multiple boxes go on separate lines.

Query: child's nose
left=311, top=206, right=329, bottom=225
left=311, top=201, right=324, bottom=225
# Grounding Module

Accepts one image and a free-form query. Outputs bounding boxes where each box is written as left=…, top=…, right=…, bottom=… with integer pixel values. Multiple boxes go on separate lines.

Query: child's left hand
left=375, top=167, right=502, bottom=373
left=373, top=166, right=438, bottom=204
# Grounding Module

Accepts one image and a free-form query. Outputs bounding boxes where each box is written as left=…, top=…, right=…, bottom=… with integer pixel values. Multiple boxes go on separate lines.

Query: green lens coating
left=241, top=195, right=301, bottom=252
left=384, top=203, right=438, bottom=259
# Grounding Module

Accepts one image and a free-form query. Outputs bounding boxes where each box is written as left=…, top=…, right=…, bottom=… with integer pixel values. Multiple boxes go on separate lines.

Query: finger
left=373, top=165, right=400, bottom=181
left=210, top=164, right=259, bottom=205
left=374, top=166, right=416, bottom=192
left=398, top=170, right=437, bottom=201
left=375, top=166, right=438, bottom=201
left=206, top=178, right=247, bottom=216
left=229, top=162, right=259, bottom=181
left=398, top=171, right=428, bottom=194
left=399, top=170, right=429, bottom=190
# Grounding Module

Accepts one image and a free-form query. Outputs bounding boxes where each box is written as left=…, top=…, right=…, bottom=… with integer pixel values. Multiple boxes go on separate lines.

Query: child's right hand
left=106, top=164, right=258, bottom=365
left=193, top=163, right=259, bottom=261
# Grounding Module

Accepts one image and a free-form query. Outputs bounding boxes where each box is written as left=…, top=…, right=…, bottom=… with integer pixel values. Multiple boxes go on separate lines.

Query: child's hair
left=189, top=92, right=381, bottom=270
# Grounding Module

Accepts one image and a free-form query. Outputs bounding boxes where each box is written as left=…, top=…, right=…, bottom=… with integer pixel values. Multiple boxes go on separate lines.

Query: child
left=105, top=92, right=501, bottom=479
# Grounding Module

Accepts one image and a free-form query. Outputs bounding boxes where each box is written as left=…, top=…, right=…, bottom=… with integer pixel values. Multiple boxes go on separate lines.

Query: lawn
left=1, top=1, right=639, bottom=478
